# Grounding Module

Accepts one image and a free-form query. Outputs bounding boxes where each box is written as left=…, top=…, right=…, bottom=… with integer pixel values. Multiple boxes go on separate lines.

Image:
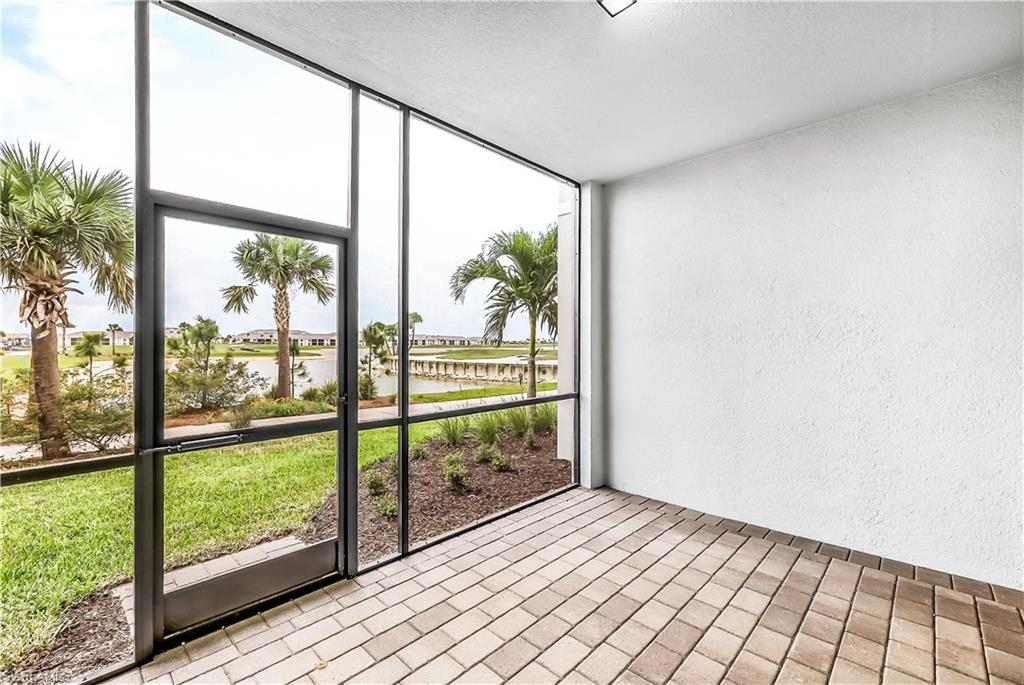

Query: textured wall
left=603, top=67, right=1023, bottom=588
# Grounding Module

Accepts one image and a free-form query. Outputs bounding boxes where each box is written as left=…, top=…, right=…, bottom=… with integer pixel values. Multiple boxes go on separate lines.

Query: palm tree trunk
left=274, top=286, right=291, bottom=399
left=31, top=321, right=70, bottom=461
left=110, top=330, right=116, bottom=356
left=527, top=317, right=537, bottom=399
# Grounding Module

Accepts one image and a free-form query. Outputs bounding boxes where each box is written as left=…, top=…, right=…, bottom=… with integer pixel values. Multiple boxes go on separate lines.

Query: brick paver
left=107, top=488, right=1024, bottom=684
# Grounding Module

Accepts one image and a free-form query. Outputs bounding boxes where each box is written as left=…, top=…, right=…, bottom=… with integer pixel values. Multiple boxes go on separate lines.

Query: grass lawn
left=0, top=424, right=437, bottom=669
left=411, top=381, right=558, bottom=404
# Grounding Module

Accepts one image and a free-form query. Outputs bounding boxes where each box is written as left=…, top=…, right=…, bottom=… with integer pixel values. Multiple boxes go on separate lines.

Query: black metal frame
left=2, top=1, right=583, bottom=680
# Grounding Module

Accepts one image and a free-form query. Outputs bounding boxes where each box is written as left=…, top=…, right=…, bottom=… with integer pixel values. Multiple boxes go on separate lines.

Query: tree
left=289, top=339, right=310, bottom=398
left=222, top=234, right=334, bottom=400
left=73, top=331, right=104, bottom=386
left=165, top=316, right=264, bottom=414
left=0, top=143, right=133, bottom=460
left=450, top=225, right=557, bottom=398
left=408, top=311, right=423, bottom=347
left=107, top=322, right=123, bottom=356
left=360, top=321, right=391, bottom=379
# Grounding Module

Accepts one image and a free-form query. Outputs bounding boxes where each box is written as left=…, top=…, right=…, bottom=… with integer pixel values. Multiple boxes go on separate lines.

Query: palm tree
left=107, top=322, right=123, bottom=356
left=450, top=225, right=557, bottom=398
left=360, top=321, right=391, bottom=379
left=288, top=339, right=310, bottom=398
left=0, top=142, right=133, bottom=460
left=409, top=311, right=423, bottom=347
left=74, top=332, right=104, bottom=386
left=222, top=234, right=334, bottom=399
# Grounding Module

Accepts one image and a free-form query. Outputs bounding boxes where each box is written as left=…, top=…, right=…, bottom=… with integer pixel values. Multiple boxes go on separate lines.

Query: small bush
left=524, top=426, right=537, bottom=449
left=532, top=403, right=557, bottom=433
left=363, top=470, right=386, bottom=496
left=301, top=379, right=339, bottom=406
left=442, top=452, right=467, bottom=487
left=504, top=407, right=531, bottom=437
left=470, top=412, right=501, bottom=446
left=251, top=398, right=333, bottom=419
left=475, top=444, right=499, bottom=464
left=410, top=443, right=427, bottom=461
left=438, top=417, right=469, bottom=446
left=374, top=492, right=398, bottom=517
left=385, top=452, right=400, bottom=476
left=358, top=374, right=377, bottom=400
left=490, top=452, right=514, bottom=472
left=224, top=403, right=253, bottom=429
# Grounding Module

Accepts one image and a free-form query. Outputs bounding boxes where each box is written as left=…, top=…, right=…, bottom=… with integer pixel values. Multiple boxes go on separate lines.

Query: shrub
left=358, top=374, right=377, bottom=400
left=164, top=355, right=265, bottom=414
left=442, top=452, right=467, bottom=487
left=475, top=444, right=499, bottom=464
left=532, top=403, right=557, bottom=433
left=250, top=399, right=333, bottom=419
left=363, top=470, right=386, bottom=496
left=438, top=417, right=468, bottom=446
left=524, top=426, right=537, bottom=449
left=301, top=379, right=339, bottom=406
left=374, top=492, right=398, bottom=517
left=504, top=407, right=531, bottom=437
left=490, top=452, right=514, bottom=472
left=385, top=452, right=400, bottom=476
left=61, top=368, right=133, bottom=451
left=224, top=403, right=253, bottom=429
left=410, top=443, right=427, bottom=461
left=470, top=412, right=501, bottom=446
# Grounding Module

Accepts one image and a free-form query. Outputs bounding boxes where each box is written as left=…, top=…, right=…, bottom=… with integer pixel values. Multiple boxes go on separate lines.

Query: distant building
left=67, top=330, right=135, bottom=346
left=412, top=334, right=487, bottom=347
left=228, top=329, right=337, bottom=346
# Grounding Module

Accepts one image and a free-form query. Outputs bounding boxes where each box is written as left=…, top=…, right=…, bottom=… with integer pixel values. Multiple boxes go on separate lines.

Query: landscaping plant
left=470, top=411, right=502, bottom=446
left=504, top=407, right=531, bottom=437
left=363, top=470, right=386, bottom=497
left=373, top=492, right=398, bottom=518
left=0, top=142, right=134, bottom=461
left=442, top=452, right=467, bottom=487
left=475, top=444, right=499, bottom=464
left=438, top=417, right=469, bottom=446
left=224, top=403, right=253, bottom=429
left=450, top=225, right=558, bottom=399
left=410, top=443, right=426, bottom=461
left=490, top=452, right=514, bottom=472
left=533, top=402, right=557, bottom=433
left=222, top=234, right=335, bottom=399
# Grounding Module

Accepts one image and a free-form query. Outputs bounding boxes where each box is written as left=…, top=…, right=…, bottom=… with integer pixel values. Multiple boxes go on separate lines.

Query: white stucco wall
left=602, top=66, right=1023, bottom=588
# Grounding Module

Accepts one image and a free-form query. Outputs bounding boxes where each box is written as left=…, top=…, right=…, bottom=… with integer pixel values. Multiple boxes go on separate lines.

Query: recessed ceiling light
left=597, top=0, right=637, bottom=18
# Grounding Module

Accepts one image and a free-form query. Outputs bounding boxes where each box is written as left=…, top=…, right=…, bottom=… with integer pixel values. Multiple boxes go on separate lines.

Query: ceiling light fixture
left=597, top=0, right=637, bottom=17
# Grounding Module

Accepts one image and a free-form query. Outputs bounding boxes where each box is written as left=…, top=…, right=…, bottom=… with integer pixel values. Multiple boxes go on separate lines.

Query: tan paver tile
left=568, top=612, right=618, bottom=648
left=483, top=636, right=541, bottom=679
left=726, top=650, right=778, bottom=684
left=829, top=657, right=880, bottom=684
left=507, top=662, right=560, bottom=685
left=838, top=633, right=885, bottom=672
left=405, top=654, right=464, bottom=684
left=984, top=647, right=1024, bottom=683
left=348, top=654, right=411, bottom=685
left=631, top=642, right=685, bottom=684
left=777, top=658, right=828, bottom=684
left=308, top=647, right=374, bottom=685
left=536, top=634, right=591, bottom=676
left=672, top=651, right=728, bottom=684
left=745, top=625, right=792, bottom=664
left=694, top=626, right=744, bottom=665
left=885, top=640, right=934, bottom=681
left=575, top=643, right=632, bottom=685
left=397, top=630, right=457, bottom=670
left=452, top=663, right=504, bottom=685
left=789, top=633, right=838, bottom=674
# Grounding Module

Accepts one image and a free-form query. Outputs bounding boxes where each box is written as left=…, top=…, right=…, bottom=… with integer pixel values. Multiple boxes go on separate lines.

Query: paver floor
left=105, top=487, right=1024, bottom=684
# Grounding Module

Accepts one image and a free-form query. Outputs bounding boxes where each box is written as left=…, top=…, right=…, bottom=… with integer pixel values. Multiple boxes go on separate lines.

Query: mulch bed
left=299, top=427, right=572, bottom=566
left=1, top=589, right=132, bottom=685
left=5, top=427, right=569, bottom=682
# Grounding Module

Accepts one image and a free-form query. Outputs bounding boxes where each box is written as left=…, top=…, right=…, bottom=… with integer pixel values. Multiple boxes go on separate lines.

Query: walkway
left=106, top=487, right=1024, bottom=684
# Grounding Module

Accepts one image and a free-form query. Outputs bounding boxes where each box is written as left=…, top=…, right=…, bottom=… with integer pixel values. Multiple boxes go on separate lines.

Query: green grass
left=0, top=343, right=326, bottom=372
left=411, top=381, right=557, bottom=404
left=0, top=424, right=437, bottom=669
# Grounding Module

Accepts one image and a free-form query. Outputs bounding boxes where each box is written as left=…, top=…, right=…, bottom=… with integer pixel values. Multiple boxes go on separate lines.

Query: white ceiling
left=196, top=1, right=1023, bottom=183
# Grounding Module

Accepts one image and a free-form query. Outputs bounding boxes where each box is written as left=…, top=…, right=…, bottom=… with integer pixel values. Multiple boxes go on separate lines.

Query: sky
left=2, top=1, right=568, bottom=340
